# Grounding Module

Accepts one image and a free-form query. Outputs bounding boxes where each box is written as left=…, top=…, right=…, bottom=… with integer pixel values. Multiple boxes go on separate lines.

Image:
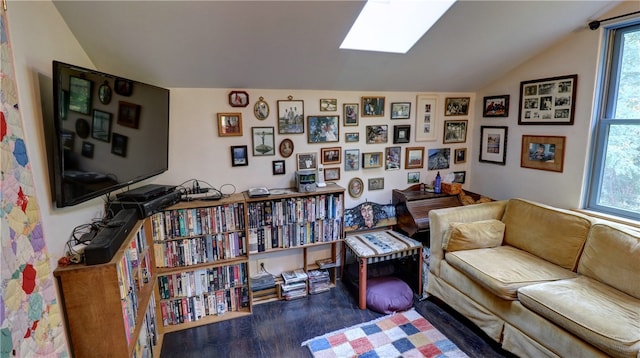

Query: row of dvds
left=247, top=194, right=343, bottom=230
left=248, top=219, right=342, bottom=254
left=159, top=287, right=249, bottom=326
left=153, top=231, right=245, bottom=268
left=157, top=263, right=248, bottom=300
left=149, top=203, right=245, bottom=241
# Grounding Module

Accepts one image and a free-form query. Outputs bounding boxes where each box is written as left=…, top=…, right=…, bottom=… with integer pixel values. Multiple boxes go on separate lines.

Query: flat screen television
left=51, top=60, right=170, bottom=207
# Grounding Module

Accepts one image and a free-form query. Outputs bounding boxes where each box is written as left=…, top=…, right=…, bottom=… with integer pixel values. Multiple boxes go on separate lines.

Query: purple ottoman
left=366, top=276, right=413, bottom=314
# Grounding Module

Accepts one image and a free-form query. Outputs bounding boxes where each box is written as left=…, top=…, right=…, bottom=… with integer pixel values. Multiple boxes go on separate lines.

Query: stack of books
left=281, top=269, right=308, bottom=300
left=308, top=269, right=330, bottom=294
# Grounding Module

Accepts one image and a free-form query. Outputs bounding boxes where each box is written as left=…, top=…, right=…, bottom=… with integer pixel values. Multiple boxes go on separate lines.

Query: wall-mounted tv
left=52, top=61, right=170, bottom=207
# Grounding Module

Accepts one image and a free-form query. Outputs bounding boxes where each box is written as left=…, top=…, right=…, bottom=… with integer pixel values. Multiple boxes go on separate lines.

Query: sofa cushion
left=518, top=276, right=640, bottom=358
left=445, top=245, right=577, bottom=300
left=502, top=198, right=592, bottom=271
left=443, top=219, right=505, bottom=252
left=578, top=223, right=640, bottom=299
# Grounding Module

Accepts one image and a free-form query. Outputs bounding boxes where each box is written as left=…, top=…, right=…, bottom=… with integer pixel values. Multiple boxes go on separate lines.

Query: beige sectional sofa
left=427, top=198, right=640, bottom=358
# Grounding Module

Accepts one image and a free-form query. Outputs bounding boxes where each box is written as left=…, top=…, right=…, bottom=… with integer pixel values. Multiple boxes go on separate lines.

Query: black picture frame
left=75, top=118, right=90, bottom=139
left=393, top=125, right=410, bottom=144
left=252, top=127, right=275, bottom=156
left=229, top=91, right=249, bottom=107
left=92, top=110, right=112, bottom=142
left=68, top=76, right=92, bottom=114
left=98, top=81, right=112, bottom=105
left=231, top=145, right=249, bottom=167
left=114, top=78, right=133, bottom=96
left=117, top=101, right=141, bottom=129
left=518, top=74, right=577, bottom=125
left=272, top=160, right=285, bottom=175
left=111, top=133, right=128, bottom=157
left=483, top=95, right=510, bottom=117
left=81, top=141, right=94, bottom=158
left=479, top=126, right=508, bottom=165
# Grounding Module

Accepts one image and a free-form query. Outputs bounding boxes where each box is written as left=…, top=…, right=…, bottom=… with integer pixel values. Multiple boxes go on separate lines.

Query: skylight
left=340, top=0, right=456, bottom=54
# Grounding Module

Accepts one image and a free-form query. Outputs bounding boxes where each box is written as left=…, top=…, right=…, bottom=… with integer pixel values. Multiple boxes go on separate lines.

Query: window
left=586, top=21, right=640, bottom=220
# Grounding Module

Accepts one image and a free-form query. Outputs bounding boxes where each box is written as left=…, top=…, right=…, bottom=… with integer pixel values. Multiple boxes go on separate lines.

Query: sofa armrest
left=428, top=200, right=508, bottom=276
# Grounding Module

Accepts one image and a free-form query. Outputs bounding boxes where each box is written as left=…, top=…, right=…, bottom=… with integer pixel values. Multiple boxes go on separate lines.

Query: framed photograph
left=61, top=130, right=75, bottom=151
left=217, top=113, right=243, bottom=137
left=279, top=138, right=294, bottom=158
left=114, top=78, right=133, bottom=96
left=278, top=98, right=304, bottom=134
left=405, top=147, right=424, bottom=169
left=444, top=97, right=470, bottom=116
left=415, top=95, right=438, bottom=142
left=98, top=81, right=112, bottom=105
left=344, top=149, right=360, bottom=171
left=345, top=132, right=359, bottom=143
left=307, top=115, right=339, bottom=143
left=297, top=152, right=317, bottom=170
left=231, top=145, right=249, bottom=167
left=385, top=146, right=401, bottom=170
left=343, top=103, right=359, bottom=126
left=391, top=102, right=411, bottom=119
left=362, top=152, right=383, bottom=169
left=443, top=120, right=468, bottom=144
left=272, top=160, right=286, bottom=175
left=81, top=141, right=94, bottom=158
left=92, top=110, right=112, bottom=142
left=229, top=91, right=249, bottom=107
left=479, top=126, right=508, bottom=165
left=348, top=177, right=364, bottom=198
left=393, top=125, right=411, bottom=144
left=366, top=125, right=388, bottom=144
left=483, top=95, right=510, bottom=117
left=521, top=135, right=566, bottom=172
left=251, top=127, right=275, bottom=156
left=407, top=172, right=420, bottom=184
left=368, top=178, right=384, bottom=191
left=254, top=96, right=269, bottom=120
left=111, top=133, right=128, bottom=157
left=320, top=99, right=337, bottom=111
left=453, top=171, right=466, bottom=184
left=68, top=76, right=92, bottom=114
left=324, top=167, right=340, bottom=181
left=117, top=101, right=141, bottom=129
left=518, top=74, right=577, bottom=125
left=321, top=147, right=341, bottom=164
left=361, top=96, right=385, bottom=117
left=428, top=148, right=451, bottom=170
left=75, top=118, right=90, bottom=139
left=454, top=148, right=467, bottom=164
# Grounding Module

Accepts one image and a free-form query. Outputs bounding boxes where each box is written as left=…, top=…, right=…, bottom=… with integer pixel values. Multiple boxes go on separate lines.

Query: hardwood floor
left=159, top=280, right=513, bottom=358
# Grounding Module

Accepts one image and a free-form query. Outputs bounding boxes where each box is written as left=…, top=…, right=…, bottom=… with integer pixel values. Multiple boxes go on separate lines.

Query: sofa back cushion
left=502, top=199, right=591, bottom=271
left=578, top=223, right=640, bottom=299
left=443, top=219, right=505, bottom=252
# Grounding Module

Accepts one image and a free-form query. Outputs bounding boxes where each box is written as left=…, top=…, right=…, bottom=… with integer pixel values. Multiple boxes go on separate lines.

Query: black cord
left=589, top=10, right=640, bottom=30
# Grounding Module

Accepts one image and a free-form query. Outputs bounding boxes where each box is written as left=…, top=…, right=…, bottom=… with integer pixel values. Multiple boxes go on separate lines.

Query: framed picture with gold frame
left=361, top=96, right=385, bottom=117
left=321, top=147, right=341, bottom=164
left=348, top=177, right=364, bottom=198
left=405, top=147, right=424, bottom=169
left=362, top=152, right=383, bottom=169
left=521, top=135, right=566, bottom=172
left=218, top=113, right=243, bottom=137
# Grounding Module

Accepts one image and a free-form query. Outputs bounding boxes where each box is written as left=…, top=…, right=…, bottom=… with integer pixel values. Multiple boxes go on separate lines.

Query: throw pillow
left=443, top=219, right=505, bottom=251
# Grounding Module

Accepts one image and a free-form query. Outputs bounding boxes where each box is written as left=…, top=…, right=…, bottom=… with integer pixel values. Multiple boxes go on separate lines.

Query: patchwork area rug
left=302, top=308, right=467, bottom=358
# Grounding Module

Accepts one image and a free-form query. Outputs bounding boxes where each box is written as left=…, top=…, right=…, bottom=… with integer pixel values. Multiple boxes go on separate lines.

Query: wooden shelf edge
left=159, top=309, right=251, bottom=333
left=157, top=257, right=249, bottom=275
left=248, top=239, right=342, bottom=255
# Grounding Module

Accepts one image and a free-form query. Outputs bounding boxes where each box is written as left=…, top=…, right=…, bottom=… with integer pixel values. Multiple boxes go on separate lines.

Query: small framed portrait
left=343, top=103, right=359, bottom=126
left=75, top=118, right=90, bottom=139
left=272, top=160, right=286, bottom=175
left=393, top=125, right=411, bottom=144
left=92, top=110, right=112, bottom=142
left=348, top=177, right=364, bottom=198
left=521, top=135, right=566, bottom=172
left=98, top=81, right=112, bottom=105
left=61, top=130, right=75, bottom=151
left=366, top=125, right=388, bottom=144
left=345, top=132, right=359, bottom=143
left=324, top=167, right=340, bottom=181
left=483, top=95, right=510, bottom=117
left=278, top=97, right=304, bottom=134
left=254, top=96, right=270, bottom=120
left=454, top=148, right=467, bottom=164
left=320, top=99, right=337, bottom=111
left=344, top=149, right=360, bottom=171
left=428, top=148, right=451, bottom=170
left=81, top=141, right=94, bottom=158
left=279, top=138, right=294, bottom=158
left=385, top=146, right=401, bottom=170
left=416, top=95, right=438, bottom=142
left=114, top=78, right=133, bottom=96
left=321, top=147, right=341, bottom=164
left=297, top=152, right=317, bottom=170
left=231, top=145, right=249, bottom=167
left=117, top=101, right=141, bottom=129
left=453, top=171, right=467, bottom=184
left=443, top=120, right=468, bottom=144
left=444, top=97, right=470, bottom=116
left=391, top=102, right=411, bottom=119
left=252, top=127, right=275, bottom=156
left=111, top=133, right=128, bottom=157
left=362, top=152, right=383, bottom=169
left=368, top=178, right=384, bottom=191
left=479, top=126, right=508, bottom=165
left=217, top=113, right=243, bottom=137
left=68, top=76, right=93, bottom=114
left=407, top=172, right=420, bottom=184
left=361, top=96, right=385, bottom=117
left=308, top=115, right=339, bottom=143
left=405, top=147, right=424, bottom=169
left=229, top=91, right=249, bottom=107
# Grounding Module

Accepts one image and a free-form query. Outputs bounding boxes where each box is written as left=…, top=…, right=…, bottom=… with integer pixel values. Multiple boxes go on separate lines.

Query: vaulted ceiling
left=53, top=1, right=618, bottom=92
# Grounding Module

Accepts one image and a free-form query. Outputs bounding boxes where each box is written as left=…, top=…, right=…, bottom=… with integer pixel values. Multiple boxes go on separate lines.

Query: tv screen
left=52, top=61, right=170, bottom=207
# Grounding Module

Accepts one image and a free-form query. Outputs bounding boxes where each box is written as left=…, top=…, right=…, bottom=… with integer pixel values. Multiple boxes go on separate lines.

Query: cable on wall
left=588, top=10, right=640, bottom=30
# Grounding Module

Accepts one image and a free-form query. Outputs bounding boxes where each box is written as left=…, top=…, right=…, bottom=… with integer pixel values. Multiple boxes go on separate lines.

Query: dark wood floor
left=159, top=280, right=513, bottom=358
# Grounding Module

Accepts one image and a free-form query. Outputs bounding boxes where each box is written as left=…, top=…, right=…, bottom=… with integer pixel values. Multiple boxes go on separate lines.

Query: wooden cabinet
left=54, top=221, right=160, bottom=358
left=147, top=193, right=251, bottom=334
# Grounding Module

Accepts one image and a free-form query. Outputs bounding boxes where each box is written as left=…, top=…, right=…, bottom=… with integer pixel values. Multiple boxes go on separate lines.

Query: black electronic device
left=84, top=209, right=138, bottom=265
left=50, top=60, right=170, bottom=208
left=110, top=189, right=182, bottom=219
left=116, top=184, right=176, bottom=202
